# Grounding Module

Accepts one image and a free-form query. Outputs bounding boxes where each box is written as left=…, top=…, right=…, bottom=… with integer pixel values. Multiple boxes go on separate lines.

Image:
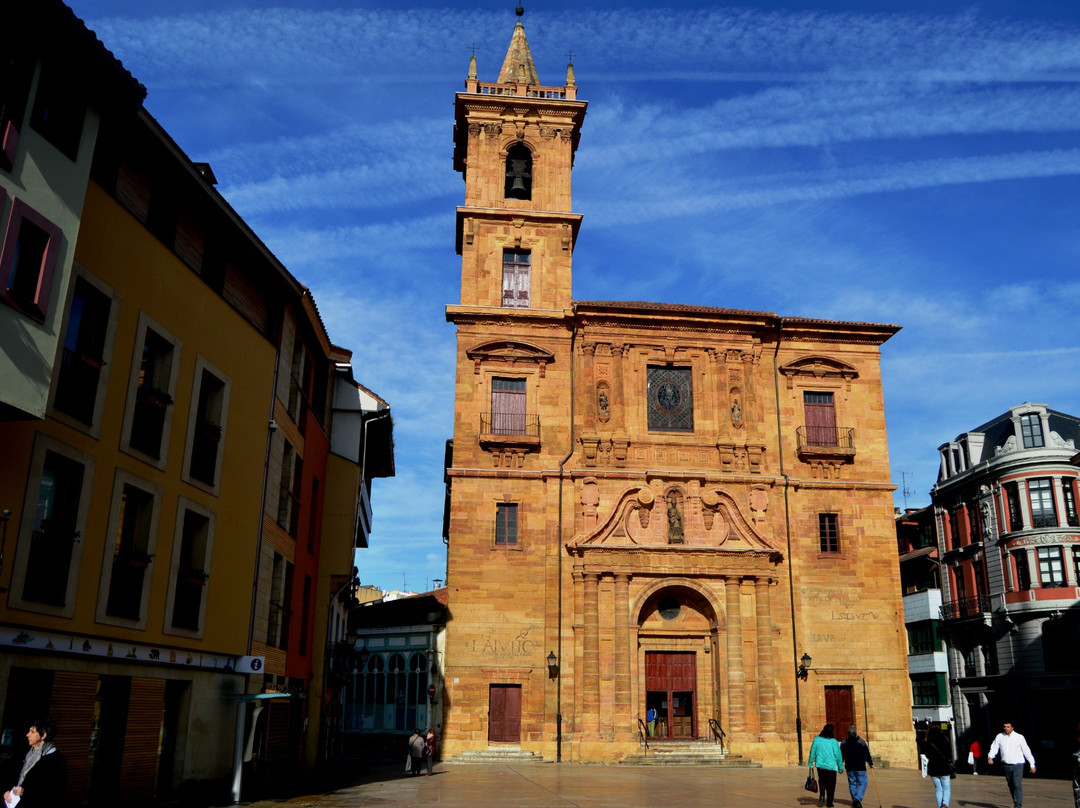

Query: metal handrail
left=708, top=717, right=726, bottom=752
left=796, top=425, right=855, bottom=450
left=637, top=718, right=649, bottom=754
left=940, top=594, right=992, bottom=620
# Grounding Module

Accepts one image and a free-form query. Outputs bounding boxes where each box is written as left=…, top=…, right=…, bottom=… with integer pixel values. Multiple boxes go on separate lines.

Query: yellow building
left=442, top=16, right=914, bottom=766
left=0, top=2, right=392, bottom=801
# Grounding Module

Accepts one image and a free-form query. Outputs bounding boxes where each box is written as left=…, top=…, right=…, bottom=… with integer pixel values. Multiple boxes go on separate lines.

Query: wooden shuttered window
left=490, top=378, right=526, bottom=434
left=223, top=261, right=271, bottom=335
left=803, top=391, right=837, bottom=447
left=119, top=677, right=166, bottom=800
left=50, top=671, right=97, bottom=804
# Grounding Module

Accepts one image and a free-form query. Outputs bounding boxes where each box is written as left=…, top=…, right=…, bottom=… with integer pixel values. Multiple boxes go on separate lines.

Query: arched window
left=505, top=143, right=532, bottom=200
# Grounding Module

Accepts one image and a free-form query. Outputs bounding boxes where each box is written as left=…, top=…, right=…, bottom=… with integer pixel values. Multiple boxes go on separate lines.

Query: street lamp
left=796, top=651, right=812, bottom=765
left=547, top=651, right=559, bottom=680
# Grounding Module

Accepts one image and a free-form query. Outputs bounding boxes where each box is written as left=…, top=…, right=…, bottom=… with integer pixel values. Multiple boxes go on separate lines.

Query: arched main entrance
left=638, top=585, right=720, bottom=741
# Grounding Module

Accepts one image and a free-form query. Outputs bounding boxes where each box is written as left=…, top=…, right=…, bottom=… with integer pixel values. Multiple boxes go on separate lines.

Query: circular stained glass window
left=658, top=597, right=681, bottom=621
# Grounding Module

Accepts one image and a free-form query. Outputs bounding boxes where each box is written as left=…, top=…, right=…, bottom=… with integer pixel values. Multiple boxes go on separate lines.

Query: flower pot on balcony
left=182, top=568, right=209, bottom=586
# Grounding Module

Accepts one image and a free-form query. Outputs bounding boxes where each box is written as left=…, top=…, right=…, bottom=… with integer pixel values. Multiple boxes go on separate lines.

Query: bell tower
left=450, top=6, right=586, bottom=311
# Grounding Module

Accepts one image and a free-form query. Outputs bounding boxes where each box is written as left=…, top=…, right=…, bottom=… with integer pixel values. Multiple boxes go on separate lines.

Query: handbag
left=804, top=767, right=819, bottom=793
left=949, top=762, right=957, bottom=780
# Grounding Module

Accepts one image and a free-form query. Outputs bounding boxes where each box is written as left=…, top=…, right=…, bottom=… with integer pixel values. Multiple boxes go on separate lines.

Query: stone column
left=584, top=570, right=601, bottom=735
left=613, top=572, right=631, bottom=737
left=583, top=341, right=597, bottom=432
left=725, top=577, right=745, bottom=733
left=755, top=578, right=777, bottom=733
left=612, top=343, right=626, bottom=432
left=741, top=578, right=760, bottom=735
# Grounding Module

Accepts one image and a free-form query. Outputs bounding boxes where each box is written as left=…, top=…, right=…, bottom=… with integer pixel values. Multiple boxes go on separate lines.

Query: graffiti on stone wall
left=461, top=624, right=542, bottom=659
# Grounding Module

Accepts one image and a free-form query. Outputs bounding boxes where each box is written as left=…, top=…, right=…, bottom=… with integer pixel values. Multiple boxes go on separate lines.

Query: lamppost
left=547, top=651, right=561, bottom=761
left=796, top=652, right=812, bottom=764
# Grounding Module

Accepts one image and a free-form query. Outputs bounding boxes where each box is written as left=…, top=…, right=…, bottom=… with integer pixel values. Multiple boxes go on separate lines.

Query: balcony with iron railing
left=796, top=425, right=856, bottom=461
left=479, top=412, right=540, bottom=449
left=940, top=594, right=992, bottom=621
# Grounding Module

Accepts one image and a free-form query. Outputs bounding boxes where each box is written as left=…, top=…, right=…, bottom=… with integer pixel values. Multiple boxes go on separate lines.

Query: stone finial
left=468, top=54, right=477, bottom=80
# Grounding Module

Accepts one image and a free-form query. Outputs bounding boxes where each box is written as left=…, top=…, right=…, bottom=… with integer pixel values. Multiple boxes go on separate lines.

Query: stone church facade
left=442, top=16, right=913, bottom=766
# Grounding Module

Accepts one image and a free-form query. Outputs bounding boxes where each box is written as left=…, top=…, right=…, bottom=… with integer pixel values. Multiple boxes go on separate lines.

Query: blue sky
left=65, top=1, right=1080, bottom=594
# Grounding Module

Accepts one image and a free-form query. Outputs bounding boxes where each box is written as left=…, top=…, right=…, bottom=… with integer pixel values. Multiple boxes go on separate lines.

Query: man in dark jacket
left=840, top=725, right=873, bottom=808
left=3, top=718, right=67, bottom=807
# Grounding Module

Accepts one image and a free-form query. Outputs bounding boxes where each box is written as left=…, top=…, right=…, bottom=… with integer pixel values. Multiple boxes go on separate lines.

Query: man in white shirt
left=988, top=721, right=1036, bottom=808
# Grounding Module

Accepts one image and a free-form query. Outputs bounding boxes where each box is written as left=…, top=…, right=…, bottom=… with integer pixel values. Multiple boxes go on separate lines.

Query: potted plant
left=125, top=550, right=154, bottom=568
left=138, top=386, right=173, bottom=409
left=196, top=420, right=222, bottom=441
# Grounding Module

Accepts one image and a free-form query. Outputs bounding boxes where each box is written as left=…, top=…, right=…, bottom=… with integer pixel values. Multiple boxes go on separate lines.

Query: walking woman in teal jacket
left=809, top=724, right=845, bottom=808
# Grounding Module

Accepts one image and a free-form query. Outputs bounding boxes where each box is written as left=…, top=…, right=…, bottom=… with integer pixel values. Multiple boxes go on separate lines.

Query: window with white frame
left=1028, top=478, right=1057, bottom=528
left=185, top=361, right=229, bottom=488
left=1064, top=482, right=1079, bottom=528
left=125, top=316, right=180, bottom=464
left=1037, top=546, right=1066, bottom=588
left=501, top=249, right=530, bottom=307
left=20, top=449, right=86, bottom=608
left=104, top=481, right=157, bottom=621
left=168, top=504, right=213, bottom=633
left=1020, top=413, right=1044, bottom=449
left=53, top=275, right=115, bottom=427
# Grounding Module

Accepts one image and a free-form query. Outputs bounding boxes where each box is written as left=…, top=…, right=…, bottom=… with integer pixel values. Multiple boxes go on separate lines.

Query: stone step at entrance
left=621, top=739, right=761, bottom=767
left=447, top=747, right=545, bottom=764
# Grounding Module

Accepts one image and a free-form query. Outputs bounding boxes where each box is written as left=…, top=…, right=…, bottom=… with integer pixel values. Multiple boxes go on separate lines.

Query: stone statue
left=667, top=499, right=684, bottom=544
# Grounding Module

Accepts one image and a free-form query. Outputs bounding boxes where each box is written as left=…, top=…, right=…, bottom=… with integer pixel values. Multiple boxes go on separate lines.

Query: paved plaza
left=242, top=764, right=1076, bottom=808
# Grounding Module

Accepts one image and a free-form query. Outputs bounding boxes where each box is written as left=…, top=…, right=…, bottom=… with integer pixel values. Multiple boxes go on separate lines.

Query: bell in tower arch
left=505, top=143, right=533, bottom=200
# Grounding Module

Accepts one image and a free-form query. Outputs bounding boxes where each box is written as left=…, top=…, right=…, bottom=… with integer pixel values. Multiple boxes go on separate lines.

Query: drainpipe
left=773, top=318, right=805, bottom=765
left=554, top=303, right=578, bottom=763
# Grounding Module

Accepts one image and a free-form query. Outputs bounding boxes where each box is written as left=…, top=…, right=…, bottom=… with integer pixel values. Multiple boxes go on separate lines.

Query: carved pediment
left=570, top=484, right=778, bottom=552
left=779, top=355, right=859, bottom=386
left=467, top=340, right=555, bottom=377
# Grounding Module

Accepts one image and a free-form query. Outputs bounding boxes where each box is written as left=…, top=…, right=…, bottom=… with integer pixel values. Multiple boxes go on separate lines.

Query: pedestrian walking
left=646, top=706, right=657, bottom=737
left=808, top=724, right=844, bottom=808
left=969, top=739, right=982, bottom=775
left=988, top=721, right=1036, bottom=808
left=919, top=726, right=953, bottom=808
left=408, top=728, right=425, bottom=776
left=424, top=728, right=437, bottom=776
left=840, top=725, right=873, bottom=808
left=2, top=718, right=67, bottom=808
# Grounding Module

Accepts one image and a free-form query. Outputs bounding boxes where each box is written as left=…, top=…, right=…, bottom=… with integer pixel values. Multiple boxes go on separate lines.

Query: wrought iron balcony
left=480, top=412, right=540, bottom=439
left=796, top=425, right=855, bottom=460
left=940, top=594, right=992, bottom=621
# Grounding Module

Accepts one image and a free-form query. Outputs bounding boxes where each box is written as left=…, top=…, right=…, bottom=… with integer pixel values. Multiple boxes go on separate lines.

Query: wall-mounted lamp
left=547, top=651, right=560, bottom=680
left=797, top=652, right=812, bottom=680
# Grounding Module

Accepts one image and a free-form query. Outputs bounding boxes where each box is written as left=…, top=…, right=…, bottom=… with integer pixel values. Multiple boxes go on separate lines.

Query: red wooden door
left=488, top=684, right=522, bottom=743
left=645, top=652, right=696, bottom=739
left=804, top=392, right=837, bottom=446
left=824, top=685, right=855, bottom=738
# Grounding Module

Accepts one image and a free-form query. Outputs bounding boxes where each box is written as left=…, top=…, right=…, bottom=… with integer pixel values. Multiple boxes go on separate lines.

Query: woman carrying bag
left=808, top=724, right=844, bottom=808
left=920, top=726, right=954, bottom=808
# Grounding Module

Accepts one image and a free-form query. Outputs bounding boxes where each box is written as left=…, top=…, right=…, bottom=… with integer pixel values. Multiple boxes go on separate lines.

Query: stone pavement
left=241, top=764, right=1076, bottom=808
